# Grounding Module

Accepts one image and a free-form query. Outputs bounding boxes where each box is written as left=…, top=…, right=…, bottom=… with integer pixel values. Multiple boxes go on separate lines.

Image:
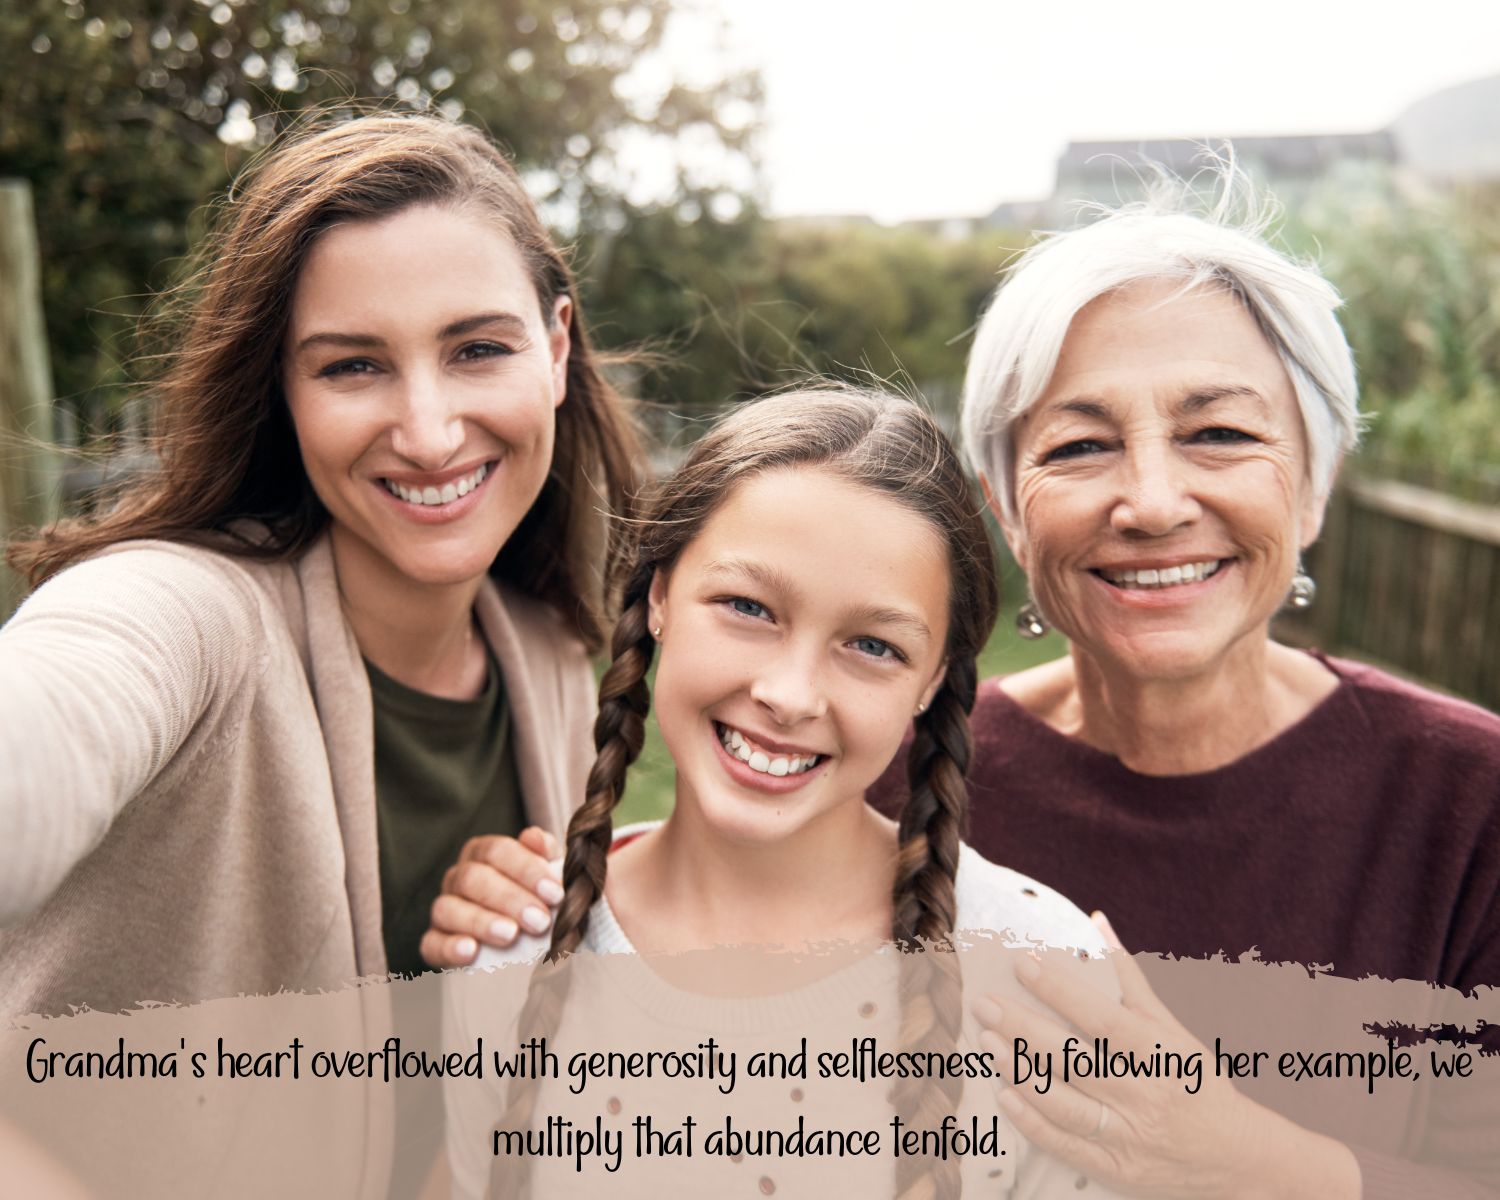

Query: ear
left=918, top=659, right=948, bottom=715
left=548, top=294, right=572, bottom=407
left=979, top=473, right=1030, bottom=574
left=647, top=568, right=669, bottom=639
left=1299, top=455, right=1341, bottom=549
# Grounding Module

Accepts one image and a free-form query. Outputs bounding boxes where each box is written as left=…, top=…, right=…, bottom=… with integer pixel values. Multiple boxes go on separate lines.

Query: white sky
left=644, top=0, right=1500, bottom=224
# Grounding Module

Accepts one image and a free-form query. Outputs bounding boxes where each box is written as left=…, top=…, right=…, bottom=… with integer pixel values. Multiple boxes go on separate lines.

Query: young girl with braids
left=445, top=387, right=1114, bottom=1199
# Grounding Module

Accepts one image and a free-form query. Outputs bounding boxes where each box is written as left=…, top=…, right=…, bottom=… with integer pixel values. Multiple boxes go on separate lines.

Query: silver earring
left=1015, top=600, right=1049, bottom=640
left=1287, top=563, right=1316, bottom=610
left=652, top=625, right=663, bottom=639
left=915, top=701, right=927, bottom=715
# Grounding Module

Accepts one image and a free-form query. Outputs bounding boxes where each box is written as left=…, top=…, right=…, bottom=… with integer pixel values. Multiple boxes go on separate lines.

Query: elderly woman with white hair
left=422, top=193, right=1500, bottom=1196
left=921, top=199, right=1500, bottom=1197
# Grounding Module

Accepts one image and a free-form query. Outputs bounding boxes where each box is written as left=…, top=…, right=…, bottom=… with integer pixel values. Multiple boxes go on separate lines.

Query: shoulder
left=1324, top=655, right=1500, bottom=769
left=953, top=842, right=1108, bottom=955
left=7, top=539, right=272, bottom=651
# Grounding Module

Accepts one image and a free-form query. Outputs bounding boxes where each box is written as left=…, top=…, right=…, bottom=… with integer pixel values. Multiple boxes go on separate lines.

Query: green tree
left=0, top=0, right=760, bottom=428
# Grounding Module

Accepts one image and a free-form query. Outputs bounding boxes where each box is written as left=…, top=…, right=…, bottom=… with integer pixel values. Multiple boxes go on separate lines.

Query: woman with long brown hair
left=0, top=113, right=642, bottom=1017
left=445, top=387, right=1113, bottom=1199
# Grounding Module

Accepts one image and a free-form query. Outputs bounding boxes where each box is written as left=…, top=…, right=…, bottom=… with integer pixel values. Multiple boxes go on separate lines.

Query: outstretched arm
left=0, top=546, right=257, bottom=922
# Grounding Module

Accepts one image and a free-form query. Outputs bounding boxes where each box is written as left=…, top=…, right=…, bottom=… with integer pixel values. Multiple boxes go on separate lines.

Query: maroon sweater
left=871, top=654, right=1500, bottom=1197
left=874, top=654, right=1500, bottom=987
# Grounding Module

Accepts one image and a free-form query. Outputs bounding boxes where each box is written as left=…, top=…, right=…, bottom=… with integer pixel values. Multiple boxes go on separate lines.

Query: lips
left=382, top=461, right=490, bottom=506
left=714, top=721, right=825, bottom=777
left=1092, top=558, right=1227, bottom=590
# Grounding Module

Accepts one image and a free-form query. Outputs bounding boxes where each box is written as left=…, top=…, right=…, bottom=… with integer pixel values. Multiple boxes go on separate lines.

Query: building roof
left=1057, top=132, right=1397, bottom=179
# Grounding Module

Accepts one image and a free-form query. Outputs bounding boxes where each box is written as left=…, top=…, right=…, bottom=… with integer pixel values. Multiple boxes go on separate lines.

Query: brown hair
left=495, top=385, right=1000, bottom=1199
left=7, top=113, right=642, bottom=651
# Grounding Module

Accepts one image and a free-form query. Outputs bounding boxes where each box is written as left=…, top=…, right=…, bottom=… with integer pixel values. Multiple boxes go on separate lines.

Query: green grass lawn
left=612, top=555, right=1066, bottom=826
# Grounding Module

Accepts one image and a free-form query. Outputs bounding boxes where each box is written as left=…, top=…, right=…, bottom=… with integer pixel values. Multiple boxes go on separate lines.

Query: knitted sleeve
left=0, top=544, right=261, bottom=921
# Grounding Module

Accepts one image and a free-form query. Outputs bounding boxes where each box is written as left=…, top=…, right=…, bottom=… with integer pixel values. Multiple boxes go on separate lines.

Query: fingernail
left=546, top=859, right=564, bottom=882
left=489, top=918, right=518, bottom=943
left=455, top=937, right=477, bottom=960
left=1017, top=956, right=1041, bottom=983
left=537, top=878, right=565, bottom=906
left=521, top=906, right=551, bottom=934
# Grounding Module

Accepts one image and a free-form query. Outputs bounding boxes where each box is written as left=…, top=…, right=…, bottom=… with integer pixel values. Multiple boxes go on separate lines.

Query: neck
left=1066, top=635, right=1336, bottom=775
left=329, top=526, right=488, bottom=699
left=609, top=799, right=898, bottom=954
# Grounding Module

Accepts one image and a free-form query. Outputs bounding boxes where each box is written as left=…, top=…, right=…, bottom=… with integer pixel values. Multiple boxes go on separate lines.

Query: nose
left=1111, top=439, right=1201, bottom=537
left=389, top=367, right=464, bottom=469
left=749, top=640, right=828, bottom=726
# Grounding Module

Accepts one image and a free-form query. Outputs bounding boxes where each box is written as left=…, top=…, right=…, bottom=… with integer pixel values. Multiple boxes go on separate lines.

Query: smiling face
left=647, top=467, right=951, bottom=846
left=282, top=203, right=570, bottom=592
left=1004, top=279, right=1324, bottom=682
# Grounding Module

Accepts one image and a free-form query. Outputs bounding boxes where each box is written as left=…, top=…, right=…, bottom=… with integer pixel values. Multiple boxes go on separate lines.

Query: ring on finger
left=1087, top=1103, right=1111, bottom=1140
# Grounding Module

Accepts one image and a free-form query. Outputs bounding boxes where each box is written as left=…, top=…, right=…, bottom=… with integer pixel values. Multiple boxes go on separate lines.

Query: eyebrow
left=701, top=558, right=934, bottom=644
left=1034, top=384, right=1270, bottom=422
left=292, top=311, right=530, bottom=355
left=1180, top=384, right=1270, bottom=415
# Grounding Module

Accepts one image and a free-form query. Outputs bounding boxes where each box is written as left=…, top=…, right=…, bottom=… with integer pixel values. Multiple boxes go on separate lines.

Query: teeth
left=716, top=723, right=821, bottom=776
left=382, top=463, right=489, bottom=507
left=1099, top=560, right=1222, bottom=590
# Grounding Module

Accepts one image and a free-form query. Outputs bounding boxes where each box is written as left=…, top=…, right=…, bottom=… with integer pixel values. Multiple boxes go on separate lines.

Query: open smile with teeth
left=1094, top=559, right=1226, bottom=590
left=382, top=462, right=491, bottom=507
left=715, top=722, right=825, bottom=777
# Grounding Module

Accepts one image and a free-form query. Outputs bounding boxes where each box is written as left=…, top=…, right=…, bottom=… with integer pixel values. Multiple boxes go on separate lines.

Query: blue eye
left=851, top=636, right=903, bottom=662
left=727, top=597, right=767, bottom=619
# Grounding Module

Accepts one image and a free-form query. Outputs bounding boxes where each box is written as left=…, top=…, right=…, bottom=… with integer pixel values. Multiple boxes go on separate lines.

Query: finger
left=430, top=893, right=520, bottom=948
left=457, top=836, right=565, bottom=907
left=982, top=1030, right=1107, bottom=1139
left=518, top=825, right=562, bottom=863
left=995, top=1081, right=1116, bottom=1182
left=1094, top=932, right=1171, bottom=1018
left=1016, top=952, right=1148, bottom=1042
left=978, top=994, right=1147, bottom=1108
left=420, top=928, right=480, bottom=969
left=442, top=860, right=556, bottom=938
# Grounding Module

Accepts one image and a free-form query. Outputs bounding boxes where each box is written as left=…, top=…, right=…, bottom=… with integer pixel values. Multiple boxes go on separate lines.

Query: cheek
left=1016, top=479, right=1096, bottom=575
left=1229, top=461, right=1306, bottom=557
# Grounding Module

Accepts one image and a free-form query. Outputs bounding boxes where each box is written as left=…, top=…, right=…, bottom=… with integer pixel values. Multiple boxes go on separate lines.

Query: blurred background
left=1, top=0, right=1497, bottom=820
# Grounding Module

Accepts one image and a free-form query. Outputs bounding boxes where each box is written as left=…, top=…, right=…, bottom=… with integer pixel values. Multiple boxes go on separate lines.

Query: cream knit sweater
left=0, top=534, right=595, bottom=1018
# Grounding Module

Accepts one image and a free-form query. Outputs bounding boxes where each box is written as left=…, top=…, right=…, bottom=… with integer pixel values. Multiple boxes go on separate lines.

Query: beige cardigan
left=0, top=534, right=596, bottom=1018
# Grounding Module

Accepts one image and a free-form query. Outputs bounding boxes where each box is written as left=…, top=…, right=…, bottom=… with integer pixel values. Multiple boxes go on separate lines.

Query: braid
left=487, top=568, right=656, bottom=1199
left=890, top=653, right=979, bottom=1200
left=550, top=568, right=656, bottom=959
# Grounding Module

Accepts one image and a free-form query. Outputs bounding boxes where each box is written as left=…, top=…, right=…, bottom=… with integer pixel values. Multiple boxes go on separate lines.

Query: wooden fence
left=0, top=179, right=59, bottom=622
left=1287, top=473, right=1500, bottom=712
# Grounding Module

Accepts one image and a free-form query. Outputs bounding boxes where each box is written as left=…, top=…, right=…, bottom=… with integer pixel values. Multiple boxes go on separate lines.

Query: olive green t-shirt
left=366, top=651, right=524, bottom=979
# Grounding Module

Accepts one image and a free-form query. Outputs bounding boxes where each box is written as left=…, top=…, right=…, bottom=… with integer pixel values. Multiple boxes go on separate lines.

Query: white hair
left=961, top=184, right=1362, bottom=530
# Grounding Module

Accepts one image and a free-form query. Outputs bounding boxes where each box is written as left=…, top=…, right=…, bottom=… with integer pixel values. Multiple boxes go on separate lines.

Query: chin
left=1090, top=632, right=1241, bottom=683
left=388, top=544, right=501, bottom=589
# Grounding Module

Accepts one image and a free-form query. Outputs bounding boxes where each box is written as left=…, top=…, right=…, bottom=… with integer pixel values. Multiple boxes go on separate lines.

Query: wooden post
left=0, top=178, right=59, bottom=622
